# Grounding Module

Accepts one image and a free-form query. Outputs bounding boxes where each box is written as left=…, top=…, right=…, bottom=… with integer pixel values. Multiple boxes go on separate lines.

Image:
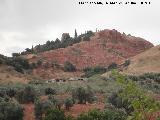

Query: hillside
left=122, top=45, right=160, bottom=75
left=0, top=64, right=31, bottom=84
left=26, top=29, right=153, bottom=79
left=0, top=54, right=33, bottom=83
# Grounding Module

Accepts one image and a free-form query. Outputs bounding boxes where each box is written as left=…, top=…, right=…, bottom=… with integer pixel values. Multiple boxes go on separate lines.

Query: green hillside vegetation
left=20, top=30, right=94, bottom=55
left=0, top=54, right=30, bottom=73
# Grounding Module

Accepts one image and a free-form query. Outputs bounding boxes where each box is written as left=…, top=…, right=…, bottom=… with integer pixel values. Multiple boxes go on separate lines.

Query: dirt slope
left=123, top=45, right=160, bottom=75
left=0, top=65, right=31, bottom=84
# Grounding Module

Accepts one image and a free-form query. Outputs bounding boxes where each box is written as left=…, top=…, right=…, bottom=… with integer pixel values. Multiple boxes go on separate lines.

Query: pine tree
left=74, top=29, right=77, bottom=38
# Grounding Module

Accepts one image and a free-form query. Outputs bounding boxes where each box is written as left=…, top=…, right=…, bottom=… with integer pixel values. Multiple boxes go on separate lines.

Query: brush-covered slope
left=0, top=65, right=31, bottom=84
left=29, top=29, right=153, bottom=70
left=123, top=45, right=160, bottom=75
left=0, top=54, right=33, bottom=83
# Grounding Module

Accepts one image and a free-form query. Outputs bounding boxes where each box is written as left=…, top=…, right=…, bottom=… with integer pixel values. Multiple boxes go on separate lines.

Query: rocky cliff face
left=30, top=29, right=153, bottom=70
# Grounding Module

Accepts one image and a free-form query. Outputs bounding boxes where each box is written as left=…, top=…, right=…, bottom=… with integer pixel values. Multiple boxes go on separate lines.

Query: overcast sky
left=0, top=0, right=159, bottom=56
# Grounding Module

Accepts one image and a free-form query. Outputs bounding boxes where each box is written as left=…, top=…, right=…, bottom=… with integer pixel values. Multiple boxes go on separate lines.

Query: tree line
left=19, top=30, right=94, bottom=55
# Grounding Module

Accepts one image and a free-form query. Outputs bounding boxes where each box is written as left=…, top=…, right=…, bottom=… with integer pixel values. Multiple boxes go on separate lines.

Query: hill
left=122, top=45, right=160, bottom=75
left=25, top=29, right=153, bottom=79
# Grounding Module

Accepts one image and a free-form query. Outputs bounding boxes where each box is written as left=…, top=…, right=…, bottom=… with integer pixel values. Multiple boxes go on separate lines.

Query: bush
left=30, top=62, right=37, bottom=69
left=16, top=86, right=37, bottom=103
left=14, top=63, right=23, bottom=73
left=123, top=59, right=130, bottom=67
left=108, top=63, right=117, bottom=70
left=77, top=109, right=103, bottom=120
left=83, top=66, right=106, bottom=77
left=103, top=109, right=127, bottom=120
left=34, top=99, right=43, bottom=120
left=82, top=31, right=94, bottom=41
left=0, top=87, right=7, bottom=97
left=77, top=109, right=127, bottom=120
left=12, top=53, right=20, bottom=57
left=108, top=91, right=133, bottom=114
left=0, top=98, right=23, bottom=120
left=72, top=87, right=95, bottom=104
left=64, top=98, right=74, bottom=110
left=5, top=57, right=30, bottom=73
left=34, top=98, right=56, bottom=120
left=48, top=95, right=63, bottom=110
left=45, top=88, right=56, bottom=95
left=112, top=71, right=160, bottom=120
left=6, top=88, right=17, bottom=98
left=44, top=108, right=66, bottom=120
left=64, top=61, right=76, bottom=72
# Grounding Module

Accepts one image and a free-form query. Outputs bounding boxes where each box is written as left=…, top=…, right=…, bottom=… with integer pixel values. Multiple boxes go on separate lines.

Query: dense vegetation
left=83, top=66, right=107, bottom=77
left=0, top=97, right=23, bottom=120
left=83, top=62, right=118, bottom=77
left=0, top=54, right=30, bottom=73
left=72, top=86, right=95, bottom=104
left=77, top=109, right=127, bottom=120
left=110, top=71, right=160, bottom=120
left=20, top=30, right=94, bottom=55
left=128, top=73, right=160, bottom=93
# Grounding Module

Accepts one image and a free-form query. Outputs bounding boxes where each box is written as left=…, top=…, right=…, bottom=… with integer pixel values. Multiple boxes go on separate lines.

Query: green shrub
left=64, top=98, right=74, bottom=110
left=16, top=85, right=37, bottom=103
left=14, top=63, right=23, bottom=73
left=30, top=62, right=37, bottom=69
left=83, top=66, right=106, bottom=77
left=12, top=53, right=20, bottom=57
left=64, top=61, right=76, bottom=72
left=45, top=88, right=56, bottom=95
left=34, top=98, right=56, bottom=120
left=108, top=62, right=117, bottom=70
left=48, top=95, right=63, bottom=110
left=103, top=109, right=127, bottom=120
left=0, top=87, right=7, bottom=97
left=0, top=98, right=23, bottom=120
left=82, top=31, right=94, bottom=41
left=72, top=87, right=95, bottom=104
left=112, top=71, right=160, bottom=120
left=77, top=109, right=103, bottom=120
left=108, top=91, right=133, bottom=114
left=77, top=109, right=126, bottom=120
left=6, top=88, right=17, bottom=98
left=5, top=57, right=30, bottom=73
left=44, top=108, right=66, bottom=120
left=123, top=59, right=130, bottom=67
left=34, top=99, right=43, bottom=120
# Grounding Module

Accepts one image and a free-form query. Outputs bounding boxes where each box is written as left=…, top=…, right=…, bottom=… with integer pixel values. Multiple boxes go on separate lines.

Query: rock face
left=29, top=29, right=154, bottom=70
